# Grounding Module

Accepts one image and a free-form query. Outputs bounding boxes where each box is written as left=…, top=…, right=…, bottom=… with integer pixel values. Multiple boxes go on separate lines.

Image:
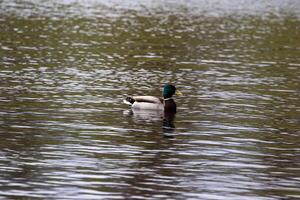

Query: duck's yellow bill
left=175, top=90, right=183, bottom=96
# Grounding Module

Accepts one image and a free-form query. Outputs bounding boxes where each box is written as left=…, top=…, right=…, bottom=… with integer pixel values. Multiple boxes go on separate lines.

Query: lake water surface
left=0, top=0, right=300, bottom=199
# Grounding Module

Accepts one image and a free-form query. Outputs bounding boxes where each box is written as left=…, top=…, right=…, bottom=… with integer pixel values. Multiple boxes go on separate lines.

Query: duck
left=123, top=84, right=182, bottom=112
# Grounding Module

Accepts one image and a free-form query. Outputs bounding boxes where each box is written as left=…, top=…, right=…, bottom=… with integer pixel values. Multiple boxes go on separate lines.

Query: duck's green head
left=163, top=84, right=177, bottom=99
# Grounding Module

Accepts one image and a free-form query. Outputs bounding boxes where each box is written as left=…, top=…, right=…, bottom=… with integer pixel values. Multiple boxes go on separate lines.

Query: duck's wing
left=123, top=96, right=163, bottom=107
left=124, top=96, right=164, bottom=110
left=132, top=96, right=163, bottom=104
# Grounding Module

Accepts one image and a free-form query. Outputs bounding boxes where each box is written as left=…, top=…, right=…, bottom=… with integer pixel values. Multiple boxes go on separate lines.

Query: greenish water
left=0, top=1, right=300, bottom=199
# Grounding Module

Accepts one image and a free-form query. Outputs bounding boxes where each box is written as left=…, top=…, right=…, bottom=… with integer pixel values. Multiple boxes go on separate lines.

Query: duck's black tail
left=123, top=96, right=135, bottom=106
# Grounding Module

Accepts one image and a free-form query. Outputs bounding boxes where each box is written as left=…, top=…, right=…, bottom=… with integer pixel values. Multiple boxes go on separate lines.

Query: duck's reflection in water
left=123, top=109, right=176, bottom=136
left=162, top=109, right=176, bottom=137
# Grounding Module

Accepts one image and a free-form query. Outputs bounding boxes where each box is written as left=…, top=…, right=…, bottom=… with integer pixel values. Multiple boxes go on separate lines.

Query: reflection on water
left=0, top=0, right=300, bottom=199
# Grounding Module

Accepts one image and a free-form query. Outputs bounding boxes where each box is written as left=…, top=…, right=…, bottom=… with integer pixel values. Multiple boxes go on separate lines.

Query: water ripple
left=0, top=1, right=300, bottom=199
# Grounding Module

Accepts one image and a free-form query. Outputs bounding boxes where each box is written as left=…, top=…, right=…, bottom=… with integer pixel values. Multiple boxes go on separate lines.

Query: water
left=0, top=0, right=300, bottom=199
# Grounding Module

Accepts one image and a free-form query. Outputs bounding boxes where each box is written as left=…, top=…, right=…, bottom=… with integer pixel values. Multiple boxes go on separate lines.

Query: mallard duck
left=123, top=84, right=182, bottom=112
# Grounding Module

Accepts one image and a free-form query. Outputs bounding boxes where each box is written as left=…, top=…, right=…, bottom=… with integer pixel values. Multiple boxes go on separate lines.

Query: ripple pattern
left=0, top=1, right=300, bottom=199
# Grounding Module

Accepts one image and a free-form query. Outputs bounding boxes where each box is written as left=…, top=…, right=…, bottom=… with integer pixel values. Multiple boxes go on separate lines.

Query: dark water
left=1, top=0, right=300, bottom=199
